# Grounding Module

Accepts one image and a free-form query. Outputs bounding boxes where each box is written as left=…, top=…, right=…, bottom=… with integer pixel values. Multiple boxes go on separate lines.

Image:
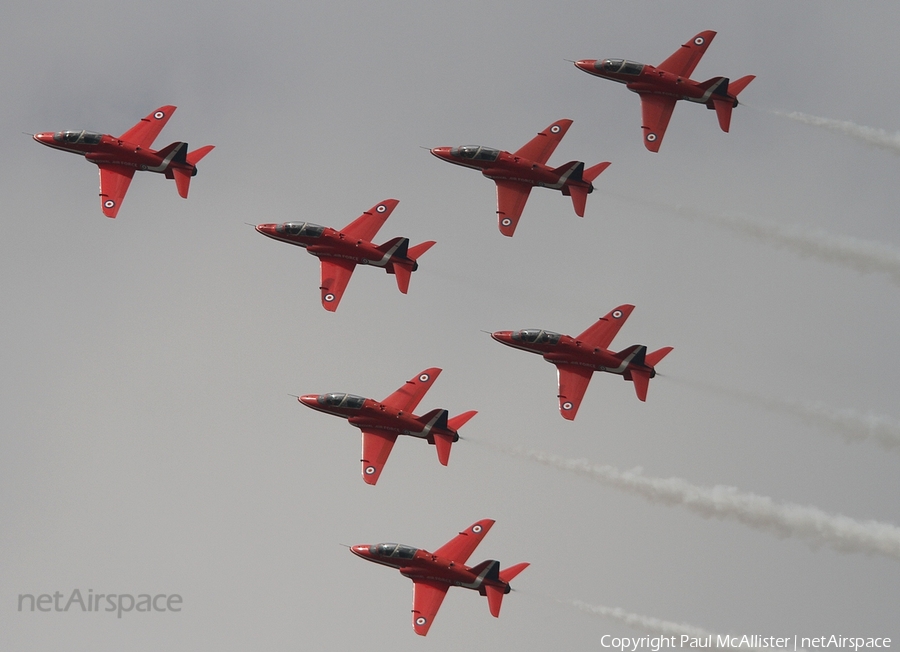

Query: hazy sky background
left=3, top=1, right=900, bottom=650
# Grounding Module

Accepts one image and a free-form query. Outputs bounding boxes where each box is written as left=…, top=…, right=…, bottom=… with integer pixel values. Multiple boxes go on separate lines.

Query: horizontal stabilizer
left=407, top=240, right=436, bottom=261
left=392, top=262, right=413, bottom=294
left=728, top=75, right=755, bottom=98
left=433, top=432, right=454, bottom=466
left=187, top=145, right=214, bottom=166
left=645, top=346, right=673, bottom=368
left=172, top=167, right=191, bottom=199
left=447, top=410, right=477, bottom=432
left=484, top=584, right=505, bottom=618
left=583, top=161, right=611, bottom=183
left=499, top=561, right=529, bottom=584
left=631, top=368, right=651, bottom=402
left=712, top=97, right=734, bottom=132
left=569, top=185, right=589, bottom=218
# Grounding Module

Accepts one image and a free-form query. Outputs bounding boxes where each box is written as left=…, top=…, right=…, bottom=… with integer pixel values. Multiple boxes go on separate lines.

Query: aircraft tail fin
left=186, top=145, right=215, bottom=166
left=583, top=161, right=611, bottom=183
left=567, top=162, right=609, bottom=217
left=156, top=141, right=188, bottom=165
left=172, top=168, right=192, bottom=198
left=645, top=346, right=673, bottom=368
left=483, top=562, right=529, bottom=618
left=430, top=409, right=476, bottom=466
left=712, top=97, right=734, bottom=132
left=728, top=75, right=755, bottom=99
left=499, top=561, right=529, bottom=584
left=631, top=368, right=651, bottom=402
left=407, top=240, right=436, bottom=261
left=615, top=344, right=647, bottom=366
left=391, top=240, right=435, bottom=294
left=376, top=236, right=409, bottom=259
left=551, top=160, right=584, bottom=182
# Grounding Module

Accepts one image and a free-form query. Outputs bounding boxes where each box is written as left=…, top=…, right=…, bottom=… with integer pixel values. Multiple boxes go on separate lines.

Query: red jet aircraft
left=430, top=120, right=609, bottom=236
left=298, top=367, right=475, bottom=484
left=33, top=105, right=214, bottom=217
left=574, top=31, right=755, bottom=152
left=491, top=305, right=672, bottom=420
left=351, top=519, right=528, bottom=635
left=255, top=199, right=435, bottom=311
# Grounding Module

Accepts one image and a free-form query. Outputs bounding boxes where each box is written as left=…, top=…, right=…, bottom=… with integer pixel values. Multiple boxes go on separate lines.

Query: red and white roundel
left=472, top=524, right=483, bottom=533
left=376, top=204, right=387, bottom=213
left=694, top=37, right=704, bottom=45
left=154, top=111, right=165, bottom=119
left=562, top=401, right=574, bottom=411
left=646, top=133, right=657, bottom=142
left=612, top=310, right=623, bottom=319
left=501, top=218, right=512, bottom=227
left=550, top=124, right=561, bottom=134
left=419, top=374, right=430, bottom=382
left=364, top=466, right=376, bottom=475
left=104, top=200, right=115, bottom=209
left=324, top=293, right=335, bottom=302
left=415, top=617, right=427, bottom=626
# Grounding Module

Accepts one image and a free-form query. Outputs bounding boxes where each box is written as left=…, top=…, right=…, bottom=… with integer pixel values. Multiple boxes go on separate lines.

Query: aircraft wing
left=319, top=257, right=357, bottom=311
left=360, top=429, right=398, bottom=485
left=575, top=304, right=636, bottom=349
left=98, top=164, right=136, bottom=218
left=119, top=105, right=177, bottom=149
left=339, top=199, right=399, bottom=242
left=382, top=367, right=442, bottom=412
left=411, top=579, right=449, bottom=636
left=657, top=30, right=716, bottom=77
left=495, top=180, right=532, bottom=237
left=556, top=363, right=594, bottom=420
left=638, top=94, right=677, bottom=152
left=433, top=519, right=495, bottom=564
left=512, top=119, right=573, bottom=165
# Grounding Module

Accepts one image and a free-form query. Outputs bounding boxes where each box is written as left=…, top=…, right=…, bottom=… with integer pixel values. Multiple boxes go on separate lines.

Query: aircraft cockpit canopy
left=452, top=146, right=501, bottom=162
left=597, top=59, right=644, bottom=75
left=511, top=329, right=561, bottom=345
left=372, top=543, right=417, bottom=559
left=276, top=222, right=325, bottom=237
left=318, top=393, right=366, bottom=409
left=53, top=130, right=103, bottom=145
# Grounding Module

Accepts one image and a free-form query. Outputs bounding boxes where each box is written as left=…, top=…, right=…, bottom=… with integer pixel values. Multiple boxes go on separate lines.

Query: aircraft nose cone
left=298, top=394, right=319, bottom=407
left=33, top=132, right=53, bottom=145
left=490, top=330, right=512, bottom=343
left=574, top=59, right=597, bottom=73
left=429, top=146, right=451, bottom=160
left=255, top=223, right=275, bottom=235
left=350, top=544, right=370, bottom=558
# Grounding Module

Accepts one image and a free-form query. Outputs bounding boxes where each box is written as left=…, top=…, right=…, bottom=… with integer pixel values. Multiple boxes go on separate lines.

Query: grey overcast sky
left=3, top=1, right=900, bottom=650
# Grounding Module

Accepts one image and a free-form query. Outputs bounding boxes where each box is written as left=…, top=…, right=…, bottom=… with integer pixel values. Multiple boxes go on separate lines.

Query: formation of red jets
left=34, top=31, right=752, bottom=635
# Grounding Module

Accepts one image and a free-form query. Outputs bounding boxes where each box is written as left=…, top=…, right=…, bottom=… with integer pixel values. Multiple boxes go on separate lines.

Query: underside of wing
left=360, top=429, right=398, bottom=485
left=575, top=304, right=635, bottom=349
left=495, top=181, right=532, bottom=237
left=513, top=119, right=573, bottom=165
left=340, top=198, right=399, bottom=242
left=433, top=519, right=495, bottom=565
left=381, top=367, right=442, bottom=412
left=319, top=257, right=356, bottom=311
left=119, top=105, right=176, bottom=149
left=657, top=30, right=716, bottom=77
left=98, top=164, right=136, bottom=218
left=412, top=579, right=450, bottom=636
left=638, top=94, right=677, bottom=152
left=556, top=364, right=594, bottom=420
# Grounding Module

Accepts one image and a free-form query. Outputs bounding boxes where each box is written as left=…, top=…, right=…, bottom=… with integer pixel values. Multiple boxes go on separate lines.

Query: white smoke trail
left=567, top=599, right=714, bottom=638
left=508, top=448, right=900, bottom=560
left=668, top=203, right=900, bottom=286
left=565, top=600, right=806, bottom=652
left=772, top=110, right=900, bottom=155
left=672, top=378, right=900, bottom=450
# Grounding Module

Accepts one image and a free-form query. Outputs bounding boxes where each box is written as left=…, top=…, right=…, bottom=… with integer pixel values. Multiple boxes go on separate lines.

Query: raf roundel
left=550, top=124, right=561, bottom=134
left=324, top=293, right=335, bottom=303
left=154, top=111, right=165, bottom=119
left=419, top=374, right=430, bottom=383
left=694, top=37, right=705, bottom=45
left=415, top=617, right=427, bottom=626
left=501, top=218, right=512, bottom=227
left=562, top=401, right=574, bottom=411
left=365, top=466, right=376, bottom=476
left=646, top=133, right=657, bottom=142
left=376, top=204, right=387, bottom=213
left=104, top=200, right=115, bottom=209
left=612, top=310, right=623, bottom=319
left=472, top=524, right=483, bottom=533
